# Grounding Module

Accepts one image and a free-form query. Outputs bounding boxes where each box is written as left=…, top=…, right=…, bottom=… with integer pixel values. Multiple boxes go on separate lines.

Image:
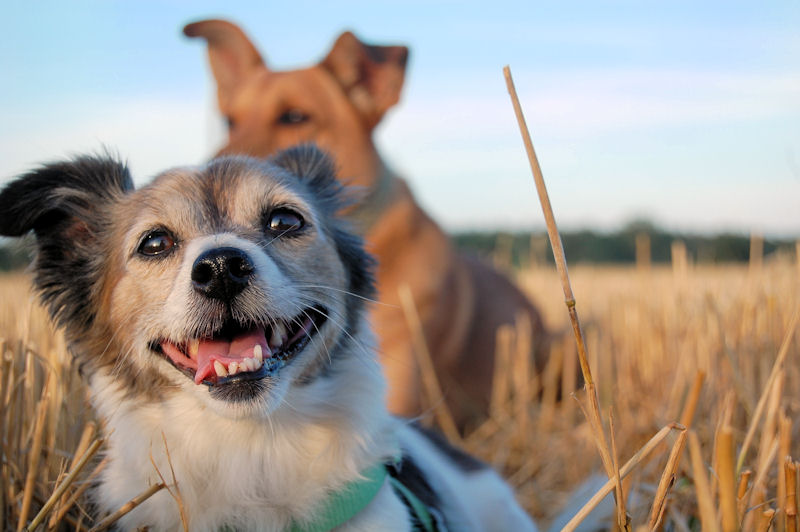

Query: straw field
left=1, top=245, right=798, bottom=530
left=506, top=252, right=800, bottom=530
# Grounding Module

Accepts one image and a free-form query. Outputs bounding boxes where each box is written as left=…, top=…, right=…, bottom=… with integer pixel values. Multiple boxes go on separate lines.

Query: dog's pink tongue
left=193, top=328, right=270, bottom=384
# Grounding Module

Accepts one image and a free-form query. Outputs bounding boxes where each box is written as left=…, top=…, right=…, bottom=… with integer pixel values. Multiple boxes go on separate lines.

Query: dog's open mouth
left=153, top=306, right=327, bottom=386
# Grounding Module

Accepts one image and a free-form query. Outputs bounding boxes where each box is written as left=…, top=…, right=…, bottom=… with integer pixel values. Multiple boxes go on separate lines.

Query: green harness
left=221, top=461, right=438, bottom=532
left=291, top=461, right=437, bottom=532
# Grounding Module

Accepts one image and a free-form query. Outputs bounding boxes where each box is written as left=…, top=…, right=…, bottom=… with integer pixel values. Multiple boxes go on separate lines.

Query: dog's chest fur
left=91, top=353, right=409, bottom=531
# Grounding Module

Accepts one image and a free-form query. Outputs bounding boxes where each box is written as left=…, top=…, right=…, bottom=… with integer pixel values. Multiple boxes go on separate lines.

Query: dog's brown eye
left=277, top=109, right=310, bottom=125
left=266, top=209, right=304, bottom=234
left=138, top=230, right=176, bottom=256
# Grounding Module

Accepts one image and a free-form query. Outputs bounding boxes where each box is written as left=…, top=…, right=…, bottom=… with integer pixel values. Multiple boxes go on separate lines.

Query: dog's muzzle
left=149, top=246, right=329, bottom=401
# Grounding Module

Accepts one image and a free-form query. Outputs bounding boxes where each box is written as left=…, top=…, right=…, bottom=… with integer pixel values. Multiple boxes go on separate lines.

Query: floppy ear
left=321, top=31, right=409, bottom=129
left=183, top=19, right=266, bottom=116
left=0, top=155, right=133, bottom=331
left=0, top=155, right=132, bottom=237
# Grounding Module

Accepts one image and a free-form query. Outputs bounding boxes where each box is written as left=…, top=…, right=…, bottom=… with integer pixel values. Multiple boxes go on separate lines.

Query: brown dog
left=184, top=20, right=547, bottom=430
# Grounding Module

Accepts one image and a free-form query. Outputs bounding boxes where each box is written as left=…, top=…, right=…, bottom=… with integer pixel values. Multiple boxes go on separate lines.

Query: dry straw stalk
left=398, top=283, right=461, bottom=443
left=87, top=482, right=166, bottom=532
left=738, top=305, right=800, bottom=473
left=785, top=458, right=798, bottom=532
left=560, top=423, right=682, bottom=532
left=689, top=430, right=721, bottom=532
left=716, top=426, right=738, bottom=532
left=17, top=377, right=51, bottom=532
left=504, top=64, right=621, bottom=526
left=26, top=437, right=103, bottom=531
left=647, top=370, right=704, bottom=529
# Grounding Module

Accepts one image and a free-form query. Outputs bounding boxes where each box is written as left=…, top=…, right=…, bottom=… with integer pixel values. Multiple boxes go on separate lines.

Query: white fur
left=395, top=424, right=537, bottom=532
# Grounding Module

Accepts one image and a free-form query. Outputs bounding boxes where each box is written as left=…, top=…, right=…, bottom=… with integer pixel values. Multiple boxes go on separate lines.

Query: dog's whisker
left=103, top=331, right=134, bottom=382
left=293, top=284, right=393, bottom=308
left=299, top=307, right=335, bottom=369
left=297, top=300, right=375, bottom=368
left=258, top=226, right=296, bottom=249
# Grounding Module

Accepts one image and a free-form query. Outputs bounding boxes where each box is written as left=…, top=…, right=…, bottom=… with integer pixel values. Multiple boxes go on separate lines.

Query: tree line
left=453, top=222, right=797, bottom=269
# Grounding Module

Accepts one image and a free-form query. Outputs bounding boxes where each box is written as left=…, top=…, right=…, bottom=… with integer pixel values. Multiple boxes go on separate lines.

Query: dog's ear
left=321, top=31, right=409, bottom=129
left=271, top=144, right=337, bottom=185
left=183, top=19, right=266, bottom=116
left=0, top=155, right=132, bottom=237
left=0, top=155, right=133, bottom=330
left=270, top=144, right=347, bottom=211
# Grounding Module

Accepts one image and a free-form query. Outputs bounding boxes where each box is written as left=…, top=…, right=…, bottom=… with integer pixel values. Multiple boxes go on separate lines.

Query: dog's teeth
left=229, top=361, right=239, bottom=375
left=254, top=344, right=263, bottom=363
left=270, top=323, right=287, bottom=349
left=214, top=360, right=228, bottom=377
left=188, top=339, right=199, bottom=358
left=243, top=358, right=254, bottom=372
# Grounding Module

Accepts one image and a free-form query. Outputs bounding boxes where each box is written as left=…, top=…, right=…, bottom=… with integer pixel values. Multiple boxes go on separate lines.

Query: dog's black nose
left=191, top=247, right=255, bottom=301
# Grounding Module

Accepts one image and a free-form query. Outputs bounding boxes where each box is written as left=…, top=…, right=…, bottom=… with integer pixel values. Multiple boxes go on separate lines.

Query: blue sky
left=2, top=1, right=799, bottom=237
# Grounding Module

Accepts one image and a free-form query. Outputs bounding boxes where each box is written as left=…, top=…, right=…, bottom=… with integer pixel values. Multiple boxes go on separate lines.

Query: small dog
left=0, top=147, right=536, bottom=531
left=183, top=20, right=548, bottom=429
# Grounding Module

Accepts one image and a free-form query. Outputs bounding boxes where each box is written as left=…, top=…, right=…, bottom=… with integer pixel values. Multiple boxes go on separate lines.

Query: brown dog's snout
left=191, top=247, right=254, bottom=302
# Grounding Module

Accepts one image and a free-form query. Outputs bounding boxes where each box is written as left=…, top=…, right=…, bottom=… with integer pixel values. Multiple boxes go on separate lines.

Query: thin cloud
left=387, top=69, right=800, bottom=142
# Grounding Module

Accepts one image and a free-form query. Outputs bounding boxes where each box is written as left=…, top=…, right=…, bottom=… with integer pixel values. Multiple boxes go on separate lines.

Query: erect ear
left=271, top=144, right=337, bottom=184
left=270, top=144, right=346, bottom=210
left=0, top=155, right=133, bottom=330
left=321, top=31, right=409, bottom=130
left=183, top=19, right=266, bottom=116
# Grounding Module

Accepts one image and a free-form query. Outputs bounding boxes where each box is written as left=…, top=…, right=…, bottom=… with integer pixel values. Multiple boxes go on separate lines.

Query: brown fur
left=184, top=20, right=548, bottom=429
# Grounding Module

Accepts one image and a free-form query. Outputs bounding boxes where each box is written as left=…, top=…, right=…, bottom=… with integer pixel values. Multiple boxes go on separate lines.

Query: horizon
left=2, top=1, right=799, bottom=238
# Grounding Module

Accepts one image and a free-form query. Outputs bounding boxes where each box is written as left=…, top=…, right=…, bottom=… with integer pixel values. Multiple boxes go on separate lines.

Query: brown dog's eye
left=277, top=109, right=310, bottom=125
left=138, top=230, right=176, bottom=256
left=266, top=209, right=304, bottom=234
